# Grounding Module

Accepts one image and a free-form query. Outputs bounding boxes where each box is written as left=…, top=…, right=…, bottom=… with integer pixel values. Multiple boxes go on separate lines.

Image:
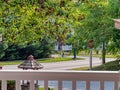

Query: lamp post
left=88, top=39, right=94, bottom=70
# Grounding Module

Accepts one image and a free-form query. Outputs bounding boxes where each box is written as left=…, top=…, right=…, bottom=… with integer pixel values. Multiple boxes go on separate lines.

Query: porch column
left=86, top=80, right=90, bottom=90
left=2, top=80, right=7, bottom=90
left=114, top=80, right=118, bottom=90
left=30, top=80, right=35, bottom=90
left=16, top=80, right=21, bottom=90
left=58, top=80, right=62, bottom=90
left=100, top=81, right=104, bottom=90
left=72, top=80, right=76, bottom=90
left=44, top=80, right=48, bottom=90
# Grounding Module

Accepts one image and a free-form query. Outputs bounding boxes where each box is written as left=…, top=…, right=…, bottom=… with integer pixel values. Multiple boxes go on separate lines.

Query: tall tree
left=0, top=0, right=74, bottom=45
left=74, top=0, right=114, bottom=64
left=107, top=0, right=120, bottom=56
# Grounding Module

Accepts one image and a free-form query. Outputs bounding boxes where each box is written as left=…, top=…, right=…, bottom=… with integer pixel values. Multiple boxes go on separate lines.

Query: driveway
left=2, top=56, right=116, bottom=70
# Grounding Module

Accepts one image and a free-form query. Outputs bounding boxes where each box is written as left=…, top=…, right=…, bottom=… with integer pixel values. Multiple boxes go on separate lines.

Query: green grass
left=39, top=88, right=44, bottom=90
left=38, top=57, right=84, bottom=63
left=92, top=58, right=120, bottom=71
left=71, top=58, right=120, bottom=71
left=0, top=61, right=21, bottom=66
left=92, top=54, right=117, bottom=58
left=79, top=53, right=117, bottom=58
left=78, top=50, right=119, bottom=58
left=71, top=67, right=89, bottom=70
left=0, top=57, right=84, bottom=66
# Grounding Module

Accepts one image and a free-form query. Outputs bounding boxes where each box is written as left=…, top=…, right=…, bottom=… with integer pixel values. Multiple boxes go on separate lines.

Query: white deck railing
left=0, top=70, right=119, bottom=90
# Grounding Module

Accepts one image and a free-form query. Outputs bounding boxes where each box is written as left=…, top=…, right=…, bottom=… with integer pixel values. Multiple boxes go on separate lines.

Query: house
left=114, top=19, right=120, bottom=29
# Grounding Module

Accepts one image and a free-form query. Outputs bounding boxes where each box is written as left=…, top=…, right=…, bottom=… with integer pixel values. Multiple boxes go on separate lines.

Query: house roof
left=114, top=19, right=120, bottom=29
left=114, top=19, right=120, bottom=22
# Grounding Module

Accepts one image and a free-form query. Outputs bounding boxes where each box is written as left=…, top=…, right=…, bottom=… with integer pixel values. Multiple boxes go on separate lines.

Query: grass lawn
left=92, top=58, right=120, bottom=70
left=39, top=88, right=44, bottom=90
left=79, top=53, right=117, bottom=58
left=38, top=57, right=84, bottom=63
left=0, top=57, right=84, bottom=66
left=71, top=58, right=120, bottom=71
left=71, top=66, right=89, bottom=70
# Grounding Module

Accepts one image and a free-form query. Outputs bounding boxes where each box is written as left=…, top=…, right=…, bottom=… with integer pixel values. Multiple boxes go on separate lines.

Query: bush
left=0, top=38, right=53, bottom=61
left=93, top=58, right=120, bottom=71
left=0, top=80, right=15, bottom=90
left=7, top=81, right=15, bottom=90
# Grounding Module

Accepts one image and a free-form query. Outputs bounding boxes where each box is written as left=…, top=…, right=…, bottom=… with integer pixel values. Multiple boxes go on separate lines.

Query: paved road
left=2, top=56, right=116, bottom=70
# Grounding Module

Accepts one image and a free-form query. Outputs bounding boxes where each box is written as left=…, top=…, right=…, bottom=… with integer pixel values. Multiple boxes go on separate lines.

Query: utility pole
left=89, top=48, right=92, bottom=70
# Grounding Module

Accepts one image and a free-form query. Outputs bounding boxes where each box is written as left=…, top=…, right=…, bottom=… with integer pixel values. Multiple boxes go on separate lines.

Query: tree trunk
left=102, top=42, right=106, bottom=64
left=73, top=48, right=76, bottom=60
left=58, top=39, right=64, bottom=57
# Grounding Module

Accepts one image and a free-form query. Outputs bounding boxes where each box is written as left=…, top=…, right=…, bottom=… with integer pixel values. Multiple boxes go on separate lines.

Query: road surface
left=2, top=56, right=116, bottom=70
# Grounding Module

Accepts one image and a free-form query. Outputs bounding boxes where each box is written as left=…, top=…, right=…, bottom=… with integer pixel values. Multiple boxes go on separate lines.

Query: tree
left=73, top=0, right=114, bottom=64
left=107, top=0, right=120, bottom=57
left=0, top=0, right=119, bottom=61
left=0, top=0, right=77, bottom=59
left=0, top=0, right=75, bottom=45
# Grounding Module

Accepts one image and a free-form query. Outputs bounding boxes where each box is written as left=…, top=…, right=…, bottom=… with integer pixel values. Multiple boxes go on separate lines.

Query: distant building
left=55, top=44, right=72, bottom=51
left=114, top=19, right=120, bottom=29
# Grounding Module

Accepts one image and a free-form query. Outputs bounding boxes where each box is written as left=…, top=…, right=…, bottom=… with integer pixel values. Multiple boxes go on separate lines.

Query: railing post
left=58, top=80, right=62, bottom=90
left=100, top=81, right=104, bottom=90
left=0, top=70, right=119, bottom=90
left=30, top=80, right=35, bottom=90
left=16, top=80, right=21, bottom=90
left=72, top=80, right=76, bottom=90
left=86, top=81, right=90, bottom=90
left=2, top=80, right=7, bottom=90
left=114, top=80, right=118, bottom=90
left=44, top=80, right=48, bottom=90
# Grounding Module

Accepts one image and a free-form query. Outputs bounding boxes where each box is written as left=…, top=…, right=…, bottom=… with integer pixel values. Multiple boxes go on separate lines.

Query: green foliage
left=0, top=38, right=53, bottom=60
left=38, top=57, right=81, bottom=63
left=0, top=0, right=75, bottom=45
left=108, top=29, right=120, bottom=54
left=7, top=80, right=15, bottom=90
left=76, top=0, right=113, bottom=46
left=67, top=0, right=120, bottom=63
left=0, top=0, right=42, bottom=44
left=0, top=0, right=120, bottom=61
left=106, top=0, right=120, bottom=55
left=72, top=58, right=120, bottom=71
left=93, top=58, right=120, bottom=71
left=0, top=43, right=8, bottom=58
left=108, top=0, right=120, bottom=17
left=0, top=80, right=15, bottom=90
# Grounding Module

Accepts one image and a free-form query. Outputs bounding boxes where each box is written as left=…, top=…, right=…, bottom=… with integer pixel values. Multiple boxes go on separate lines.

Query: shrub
left=0, top=80, right=15, bottom=90
left=1, top=38, right=53, bottom=61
